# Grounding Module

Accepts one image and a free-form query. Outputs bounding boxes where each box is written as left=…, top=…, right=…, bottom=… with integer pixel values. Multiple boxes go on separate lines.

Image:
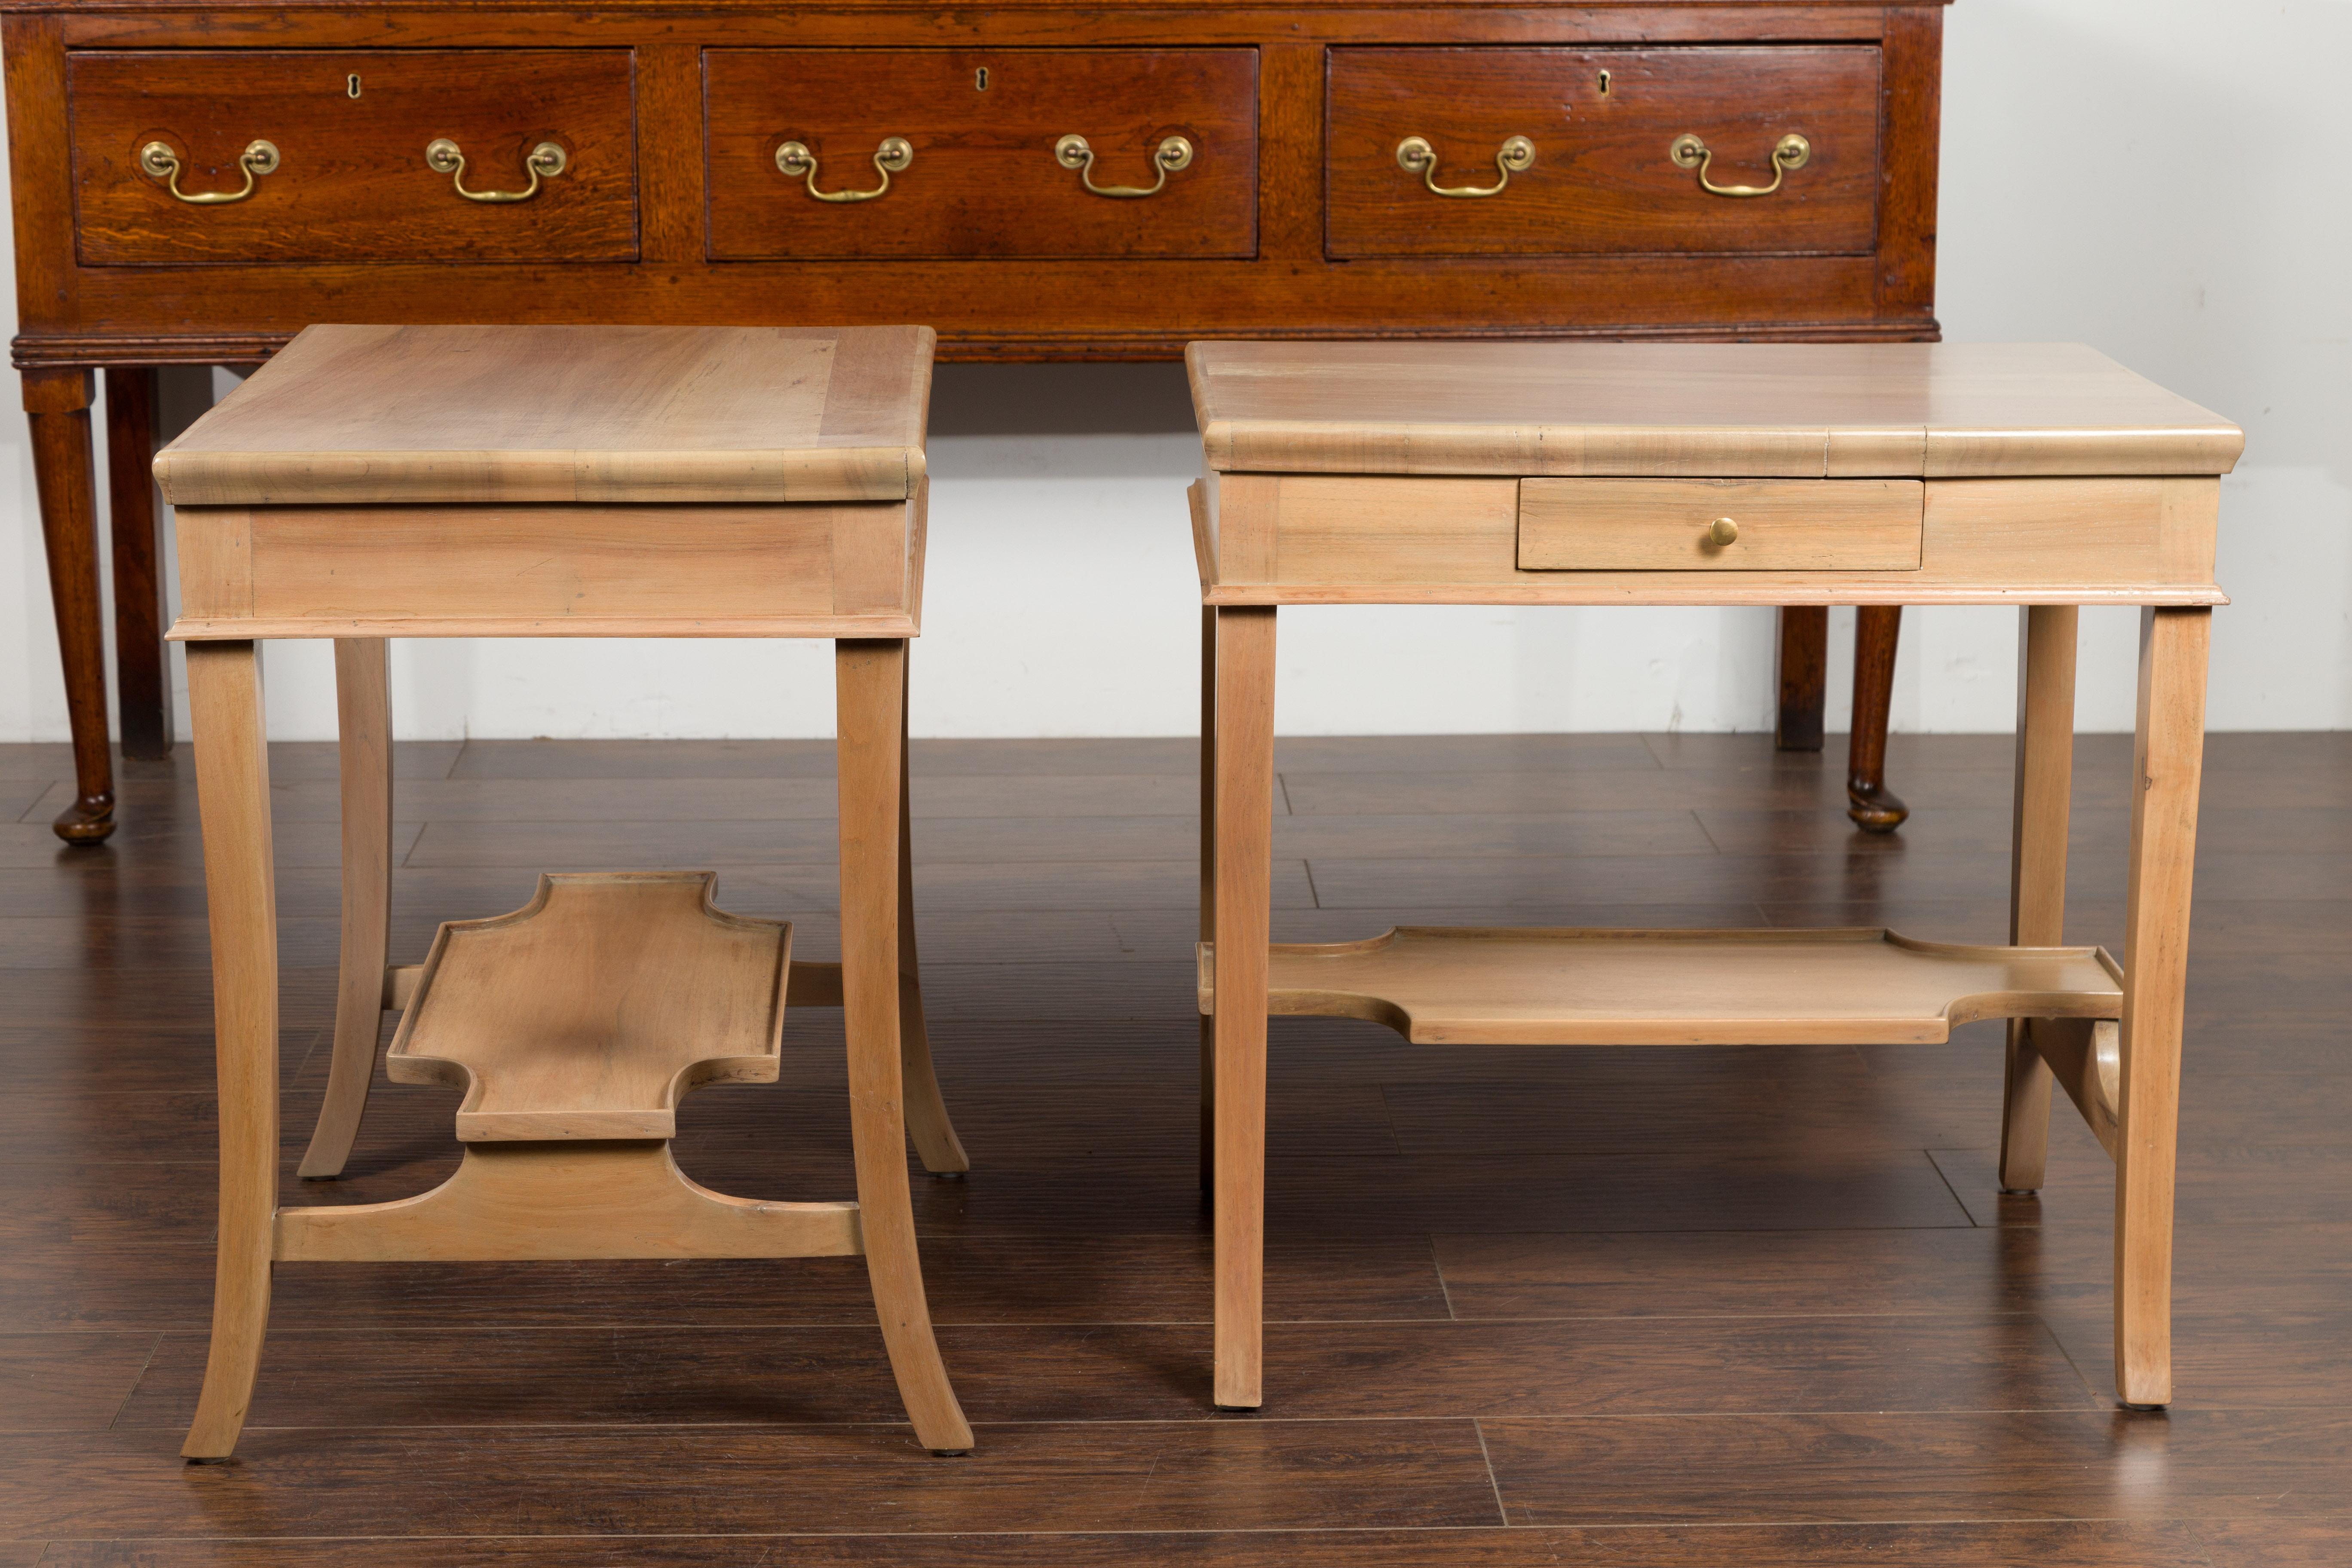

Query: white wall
left=5, top=0, right=2345, bottom=742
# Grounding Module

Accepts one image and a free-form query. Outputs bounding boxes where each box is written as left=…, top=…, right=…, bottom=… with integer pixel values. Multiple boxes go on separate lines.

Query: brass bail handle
left=1395, top=135, right=1534, bottom=198
left=140, top=139, right=279, bottom=205
left=1669, top=132, right=1810, bottom=197
left=776, top=138, right=912, bottom=202
left=1056, top=134, right=1193, bottom=199
left=426, top=138, right=568, bottom=203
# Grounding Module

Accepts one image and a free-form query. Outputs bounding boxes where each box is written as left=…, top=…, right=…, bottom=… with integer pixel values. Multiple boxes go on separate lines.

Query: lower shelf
left=1198, top=927, right=2123, bottom=1046
left=387, top=871, right=791, bottom=1142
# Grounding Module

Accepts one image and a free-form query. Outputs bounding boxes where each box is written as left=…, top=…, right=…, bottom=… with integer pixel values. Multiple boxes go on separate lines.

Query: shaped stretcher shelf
left=387, top=871, right=789, bottom=1142
left=1198, top=927, right=2123, bottom=1046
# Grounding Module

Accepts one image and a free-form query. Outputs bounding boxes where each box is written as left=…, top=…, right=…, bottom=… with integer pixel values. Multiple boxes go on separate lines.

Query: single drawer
left=68, top=50, right=638, bottom=264
left=704, top=49, right=1256, bottom=259
left=1517, top=479, right=1923, bottom=571
left=1327, top=47, right=1880, bottom=259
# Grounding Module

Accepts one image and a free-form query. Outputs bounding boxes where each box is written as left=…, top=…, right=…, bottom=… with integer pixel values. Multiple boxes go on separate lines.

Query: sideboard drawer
left=1517, top=478, right=1923, bottom=570
left=67, top=50, right=638, bottom=264
left=1327, top=47, right=1880, bottom=259
left=704, top=49, right=1256, bottom=259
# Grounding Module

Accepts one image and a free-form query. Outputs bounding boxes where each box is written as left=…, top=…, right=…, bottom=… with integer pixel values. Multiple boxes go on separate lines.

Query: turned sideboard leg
left=300, top=639, right=395, bottom=1180
left=892, top=653, right=969, bottom=1177
left=2114, top=606, right=2210, bottom=1409
left=837, top=639, right=974, bottom=1455
left=1774, top=606, right=1828, bottom=752
left=2001, top=606, right=2079, bottom=1193
left=183, top=641, right=280, bottom=1459
left=1846, top=605, right=1908, bottom=833
left=1211, top=606, right=1276, bottom=1411
left=104, top=367, right=173, bottom=761
left=24, top=368, right=115, bottom=844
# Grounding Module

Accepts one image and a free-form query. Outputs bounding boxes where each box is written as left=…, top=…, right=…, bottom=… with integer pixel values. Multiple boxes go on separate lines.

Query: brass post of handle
left=1669, top=132, right=1810, bottom=197
left=775, top=138, right=912, bottom=202
left=425, top=138, right=568, bottom=203
left=1055, top=134, right=1193, bottom=199
left=1395, top=135, right=1534, bottom=198
left=140, top=140, right=279, bottom=205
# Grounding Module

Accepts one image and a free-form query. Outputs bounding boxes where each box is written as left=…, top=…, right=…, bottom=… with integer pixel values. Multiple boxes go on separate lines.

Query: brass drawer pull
left=1669, top=132, right=1810, bottom=198
left=426, top=138, right=568, bottom=203
left=1706, top=516, right=1739, bottom=547
left=775, top=138, right=911, bottom=203
left=140, top=139, right=279, bottom=205
left=1055, top=134, right=1192, bottom=199
left=1395, top=135, right=1533, bottom=198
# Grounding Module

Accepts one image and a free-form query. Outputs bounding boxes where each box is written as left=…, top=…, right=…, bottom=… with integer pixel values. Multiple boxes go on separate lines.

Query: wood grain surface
left=11, top=5, right=1951, bottom=363
left=1326, top=46, right=1881, bottom=258
left=1189, top=340, right=2245, bottom=479
left=705, top=49, right=1258, bottom=260
left=155, top=323, right=933, bottom=506
left=3, top=727, right=2347, bottom=1562
left=68, top=50, right=640, bottom=264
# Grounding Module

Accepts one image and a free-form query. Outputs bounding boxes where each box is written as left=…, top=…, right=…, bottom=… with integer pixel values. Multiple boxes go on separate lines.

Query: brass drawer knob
left=140, top=139, right=279, bottom=205
left=1396, top=135, right=1534, bottom=199
left=1055, top=134, right=1193, bottom=199
left=426, top=138, right=568, bottom=203
left=1707, top=516, right=1740, bottom=547
left=1669, top=132, right=1810, bottom=198
left=776, top=137, right=912, bottom=203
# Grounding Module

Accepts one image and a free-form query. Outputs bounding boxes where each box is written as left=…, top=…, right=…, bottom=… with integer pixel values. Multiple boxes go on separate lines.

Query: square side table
left=1185, top=339, right=2242, bottom=1412
left=158, top=323, right=972, bottom=1458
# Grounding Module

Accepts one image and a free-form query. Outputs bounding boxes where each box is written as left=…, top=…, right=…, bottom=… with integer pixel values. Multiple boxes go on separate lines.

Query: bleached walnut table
left=1184, top=339, right=2242, bottom=1412
left=157, top=323, right=974, bottom=1459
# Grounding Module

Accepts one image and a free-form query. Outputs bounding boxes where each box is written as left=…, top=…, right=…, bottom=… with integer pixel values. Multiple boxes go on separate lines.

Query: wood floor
left=3, top=729, right=2348, bottom=1565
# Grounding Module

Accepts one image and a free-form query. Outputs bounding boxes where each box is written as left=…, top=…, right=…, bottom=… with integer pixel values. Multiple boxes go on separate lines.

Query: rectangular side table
left=157, top=323, right=973, bottom=1458
left=1185, top=340, right=2243, bottom=1412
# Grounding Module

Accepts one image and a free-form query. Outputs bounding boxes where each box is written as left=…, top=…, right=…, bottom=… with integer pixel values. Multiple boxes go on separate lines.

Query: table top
left=155, top=324, right=934, bottom=508
left=1187, top=341, right=2242, bottom=480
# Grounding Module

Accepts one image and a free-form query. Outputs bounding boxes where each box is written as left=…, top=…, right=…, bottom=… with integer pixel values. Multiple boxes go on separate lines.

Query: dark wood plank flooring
left=4, top=730, right=2349, bottom=1565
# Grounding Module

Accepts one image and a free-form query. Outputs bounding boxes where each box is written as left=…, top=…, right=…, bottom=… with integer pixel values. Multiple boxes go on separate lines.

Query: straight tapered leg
left=105, top=368, right=173, bottom=760
left=836, top=639, right=973, bottom=1452
left=25, top=369, right=115, bottom=844
left=1199, top=605, right=1219, bottom=1196
left=1774, top=606, right=1828, bottom=751
left=2114, top=606, right=2209, bottom=1408
left=1210, top=606, right=1276, bottom=1409
left=892, top=652, right=968, bottom=1175
left=1846, top=605, right=1908, bottom=832
left=2000, top=605, right=2079, bottom=1193
left=300, top=639, right=395, bottom=1180
left=183, top=641, right=279, bottom=1459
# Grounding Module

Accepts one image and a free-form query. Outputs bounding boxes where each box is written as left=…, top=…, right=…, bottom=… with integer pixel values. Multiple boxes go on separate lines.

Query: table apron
left=1195, top=472, right=2224, bottom=606
left=167, top=493, right=923, bottom=638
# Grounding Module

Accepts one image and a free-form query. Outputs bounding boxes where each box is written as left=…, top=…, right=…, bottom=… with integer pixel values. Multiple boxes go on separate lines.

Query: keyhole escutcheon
left=347, top=73, right=362, bottom=98
left=975, top=66, right=990, bottom=90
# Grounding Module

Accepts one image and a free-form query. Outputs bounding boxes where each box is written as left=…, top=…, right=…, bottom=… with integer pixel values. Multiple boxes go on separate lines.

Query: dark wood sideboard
left=4, top=0, right=1944, bottom=842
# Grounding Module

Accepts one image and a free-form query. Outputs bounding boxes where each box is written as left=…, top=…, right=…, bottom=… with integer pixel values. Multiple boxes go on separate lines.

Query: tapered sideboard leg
left=105, top=367, right=173, bottom=761
left=1774, top=606, right=1828, bottom=752
left=1846, top=605, right=1908, bottom=833
left=24, top=368, right=115, bottom=844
